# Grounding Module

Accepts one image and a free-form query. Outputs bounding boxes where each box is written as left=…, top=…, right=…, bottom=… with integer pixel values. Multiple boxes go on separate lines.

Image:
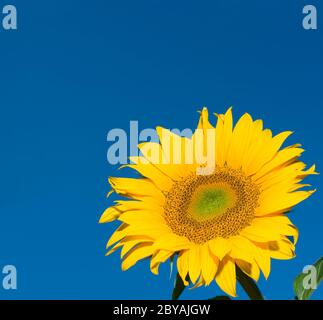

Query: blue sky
left=0, top=0, right=322, bottom=299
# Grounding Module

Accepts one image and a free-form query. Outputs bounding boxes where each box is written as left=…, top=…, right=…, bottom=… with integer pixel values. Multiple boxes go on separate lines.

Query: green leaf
left=236, top=266, right=264, bottom=300
left=294, top=256, right=323, bottom=300
left=172, top=273, right=186, bottom=300
left=208, top=295, right=231, bottom=300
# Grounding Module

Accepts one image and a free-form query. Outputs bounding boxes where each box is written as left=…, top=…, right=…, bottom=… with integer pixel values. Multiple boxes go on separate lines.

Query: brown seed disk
left=163, top=166, right=260, bottom=244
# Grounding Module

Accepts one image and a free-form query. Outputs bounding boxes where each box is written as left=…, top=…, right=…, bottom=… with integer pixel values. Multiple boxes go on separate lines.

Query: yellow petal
left=109, top=177, right=165, bottom=203
left=253, top=146, right=305, bottom=181
left=188, top=245, right=201, bottom=284
left=153, top=233, right=192, bottom=251
left=251, top=216, right=299, bottom=244
left=242, top=128, right=272, bottom=174
left=215, top=107, right=233, bottom=167
left=121, top=243, right=155, bottom=271
left=190, top=276, right=205, bottom=289
left=201, top=243, right=219, bottom=285
left=120, top=238, right=153, bottom=258
left=126, top=156, right=174, bottom=191
left=257, top=161, right=306, bottom=190
left=240, top=119, right=263, bottom=168
left=208, top=237, right=232, bottom=260
left=120, top=223, right=171, bottom=240
left=115, top=199, right=163, bottom=211
left=240, top=224, right=282, bottom=243
left=156, top=127, right=197, bottom=170
left=106, top=224, right=127, bottom=248
left=177, top=250, right=189, bottom=286
left=118, top=210, right=165, bottom=225
left=226, top=113, right=253, bottom=169
left=256, top=190, right=315, bottom=216
left=99, top=207, right=121, bottom=223
left=105, top=242, right=123, bottom=256
left=268, top=238, right=296, bottom=260
left=193, top=107, right=216, bottom=167
left=245, top=131, right=293, bottom=176
left=215, top=257, right=237, bottom=297
left=138, top=142, right=164, bottom=165
left=197, top=107, right=214, bottom=132
left=229, top=236, right=255, bottom=262
left=236, top=259, right=260, bottom=282
left=297, top=164, right=318, bottom=179
left=150, top=250, right=173, bottom=275
left=252, top=243, right=271, bottom=279
left=231, top=236, right=271, bottom=279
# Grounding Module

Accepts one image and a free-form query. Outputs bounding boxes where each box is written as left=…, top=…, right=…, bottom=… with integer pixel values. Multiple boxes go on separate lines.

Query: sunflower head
left=100, top=107, right=317, bottom=297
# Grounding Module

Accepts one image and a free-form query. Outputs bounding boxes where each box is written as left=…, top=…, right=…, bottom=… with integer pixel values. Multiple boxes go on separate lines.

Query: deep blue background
left=0, top=0, right=322, bottom=299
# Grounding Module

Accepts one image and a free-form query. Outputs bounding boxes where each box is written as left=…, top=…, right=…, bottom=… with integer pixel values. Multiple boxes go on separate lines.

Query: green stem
left=236, top=266, right=264, bottom=300
left=172, top=273, right=186, bottom=300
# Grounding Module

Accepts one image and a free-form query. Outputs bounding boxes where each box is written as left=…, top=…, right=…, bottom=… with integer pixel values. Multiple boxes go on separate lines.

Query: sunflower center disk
left=163, top=166, right=260, bottom=244
left=189, top=186, right=235, bottom=220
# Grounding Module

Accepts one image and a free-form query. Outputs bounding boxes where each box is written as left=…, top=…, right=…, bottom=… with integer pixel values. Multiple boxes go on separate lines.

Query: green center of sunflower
left=163, top=166, right=260, bottom=244
left=189, top=186, right=235, bottom=219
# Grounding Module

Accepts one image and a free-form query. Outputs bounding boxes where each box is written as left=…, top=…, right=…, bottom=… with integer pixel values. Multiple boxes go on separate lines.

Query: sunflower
left=100, top=107, right=317, bottom=297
